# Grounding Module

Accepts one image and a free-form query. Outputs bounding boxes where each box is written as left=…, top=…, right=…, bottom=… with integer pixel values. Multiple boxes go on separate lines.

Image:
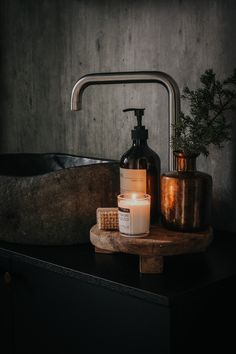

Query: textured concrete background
left=0, top=0, right=236, bottom=231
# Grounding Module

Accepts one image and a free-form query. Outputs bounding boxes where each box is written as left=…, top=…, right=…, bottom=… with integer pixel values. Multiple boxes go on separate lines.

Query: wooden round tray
left=90, top=224, right=213, bottom=274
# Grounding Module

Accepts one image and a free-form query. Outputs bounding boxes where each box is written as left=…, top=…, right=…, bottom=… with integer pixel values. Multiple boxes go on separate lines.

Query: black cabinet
left=0, top=251, right=13, bottom=354
left=1, top=232, right=236, bottom=354
left=8, top=257, right=170, bottom=354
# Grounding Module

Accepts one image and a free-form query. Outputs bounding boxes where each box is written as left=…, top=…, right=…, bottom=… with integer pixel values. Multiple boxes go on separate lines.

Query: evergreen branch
left=208, top=95, right=235, bottom=126
left=171, top=68, right=236, bottom=156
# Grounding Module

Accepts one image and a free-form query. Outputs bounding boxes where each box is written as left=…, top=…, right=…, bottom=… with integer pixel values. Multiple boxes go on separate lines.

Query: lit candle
left=118, top=193, right=151, bottom=237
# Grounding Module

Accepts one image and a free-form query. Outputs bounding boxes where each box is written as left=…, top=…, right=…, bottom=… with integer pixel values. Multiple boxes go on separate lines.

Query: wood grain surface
left=90, top=224, right=213, bottom=257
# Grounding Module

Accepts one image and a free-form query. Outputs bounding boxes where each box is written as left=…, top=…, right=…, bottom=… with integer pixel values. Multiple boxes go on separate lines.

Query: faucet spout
left=71, top=71, right=180, bottom=170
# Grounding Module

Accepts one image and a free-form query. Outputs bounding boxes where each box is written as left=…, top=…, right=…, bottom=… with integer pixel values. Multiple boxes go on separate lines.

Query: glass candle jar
left=117, top=193, right=151, bottom=237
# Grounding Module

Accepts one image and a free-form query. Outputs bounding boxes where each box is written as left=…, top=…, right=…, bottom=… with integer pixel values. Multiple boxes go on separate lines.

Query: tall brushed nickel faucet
left=70, top=71, right=180, bottom=170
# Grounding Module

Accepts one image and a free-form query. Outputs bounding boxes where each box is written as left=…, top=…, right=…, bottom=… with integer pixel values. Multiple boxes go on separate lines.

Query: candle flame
left=131, top=193, right=137, bottom=200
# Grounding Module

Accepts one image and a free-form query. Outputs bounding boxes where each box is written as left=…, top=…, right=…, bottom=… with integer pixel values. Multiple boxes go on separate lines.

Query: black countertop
left=0, top=230, right=236, bottom=307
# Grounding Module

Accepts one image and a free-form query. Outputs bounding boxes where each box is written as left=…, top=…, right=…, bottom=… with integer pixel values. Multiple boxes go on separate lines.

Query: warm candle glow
left=131, top=193, right=137, bottom=200
left=118, top=193, right=151, bottom=237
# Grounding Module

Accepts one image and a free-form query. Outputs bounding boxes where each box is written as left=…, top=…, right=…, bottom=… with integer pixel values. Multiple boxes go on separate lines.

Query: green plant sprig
left=172, top=68, right=236, bottom=156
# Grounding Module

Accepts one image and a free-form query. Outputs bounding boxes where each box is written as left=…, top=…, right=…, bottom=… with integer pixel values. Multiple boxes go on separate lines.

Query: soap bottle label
left=120, top=168, right=146, bottom=193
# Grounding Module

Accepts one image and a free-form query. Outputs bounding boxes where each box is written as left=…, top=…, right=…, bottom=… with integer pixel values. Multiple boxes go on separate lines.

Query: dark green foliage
left=172, top=69, right=236, bottom=156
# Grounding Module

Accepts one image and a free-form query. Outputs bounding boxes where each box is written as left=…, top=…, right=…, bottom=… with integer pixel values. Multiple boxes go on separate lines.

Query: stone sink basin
left=0, top=153, right=119, bottom=245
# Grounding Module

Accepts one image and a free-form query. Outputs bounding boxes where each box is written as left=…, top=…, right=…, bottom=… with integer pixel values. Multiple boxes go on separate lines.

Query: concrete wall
left=1, top=0, right=236, bottom=231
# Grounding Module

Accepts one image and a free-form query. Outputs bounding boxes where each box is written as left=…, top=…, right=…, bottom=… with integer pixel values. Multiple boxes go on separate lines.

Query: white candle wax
left=118, top=193, right=151, bottom=237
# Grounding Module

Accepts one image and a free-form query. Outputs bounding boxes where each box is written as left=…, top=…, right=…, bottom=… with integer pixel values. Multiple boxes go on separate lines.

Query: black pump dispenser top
left=123, top=108, right=148, bottom=141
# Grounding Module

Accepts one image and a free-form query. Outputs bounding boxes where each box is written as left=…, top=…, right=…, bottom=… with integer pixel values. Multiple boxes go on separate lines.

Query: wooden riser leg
left=139, top=255, right=164, bottom=274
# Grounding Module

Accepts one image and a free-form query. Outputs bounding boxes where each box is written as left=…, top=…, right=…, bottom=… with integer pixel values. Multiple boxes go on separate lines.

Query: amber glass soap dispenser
left=120, top=108, right=160, bottom=224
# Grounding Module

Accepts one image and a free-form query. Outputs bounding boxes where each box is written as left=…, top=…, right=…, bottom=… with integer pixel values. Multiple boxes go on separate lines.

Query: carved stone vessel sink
left=0, top=153, right=119, bottom=245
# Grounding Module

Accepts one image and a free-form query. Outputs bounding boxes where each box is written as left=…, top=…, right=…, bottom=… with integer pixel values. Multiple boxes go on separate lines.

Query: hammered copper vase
left=161, top=152, right=212, bottom=231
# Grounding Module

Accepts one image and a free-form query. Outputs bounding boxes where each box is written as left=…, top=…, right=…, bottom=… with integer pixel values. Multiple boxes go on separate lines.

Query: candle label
left=120, top=168, right=146, bottom=193
left=118, top=207, right=131, bottom=235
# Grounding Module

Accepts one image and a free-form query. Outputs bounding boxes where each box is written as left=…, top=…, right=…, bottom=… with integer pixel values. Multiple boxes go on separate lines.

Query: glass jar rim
left=118, top=192, right=151, bottom=201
